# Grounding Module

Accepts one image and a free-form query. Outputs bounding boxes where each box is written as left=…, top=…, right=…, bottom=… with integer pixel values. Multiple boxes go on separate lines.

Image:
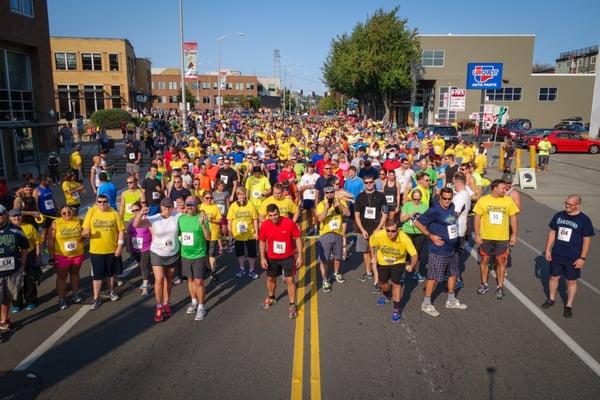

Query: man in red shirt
left=315, top=151, right=331, bottom=175
left=259, top=204, right=303, bottom=319
left=382, top=149, right=400, bottom=172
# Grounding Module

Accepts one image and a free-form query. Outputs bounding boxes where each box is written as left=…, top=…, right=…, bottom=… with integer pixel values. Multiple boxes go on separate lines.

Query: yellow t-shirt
left=70, top=152, right=82, bottom=169
left=20, top=223, right=40, bottom=251
left=316, top=199, right=346, bottom=236
left=245, top=175, right=271, bottom=208
left=53, top=218, right=84, bottom=256
left=473, top=194, right=520, bottom=241
left=200, top=203, right=222, bottom=241
left=432, top=138, right=445, bottom=155
left=259, top=196, right=298, bottom=219
left=369, top=229, right=417, bottom=266
left=170, top=159, right=184, bottom=170
left=227, top=201, right=258, bottom=241
left=82, top=206, right=125, bottom=254
left=463, top=146, right=475, bottom=163
left=62, top=180, right=81, bottom=206
left=474, top=154, right=487, bottom=174
left=407, top=184, right=431, bottom=207
left=454, top=144, right=465, bottom=159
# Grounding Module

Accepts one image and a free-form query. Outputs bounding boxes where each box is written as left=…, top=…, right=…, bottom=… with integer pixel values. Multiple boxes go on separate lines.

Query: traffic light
left=300, top=89, right=303, bottom=96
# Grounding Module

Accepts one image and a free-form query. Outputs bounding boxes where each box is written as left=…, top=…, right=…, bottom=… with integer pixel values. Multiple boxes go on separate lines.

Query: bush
left=89, top=109, right=132, bottom=129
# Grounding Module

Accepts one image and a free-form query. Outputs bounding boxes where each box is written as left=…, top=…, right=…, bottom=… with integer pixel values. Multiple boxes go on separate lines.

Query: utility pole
left=178, top=0, right=187, bottom=133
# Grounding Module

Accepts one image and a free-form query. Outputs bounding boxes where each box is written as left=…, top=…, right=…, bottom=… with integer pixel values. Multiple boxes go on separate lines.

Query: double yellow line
left=291, top=230, right=321, bottom=400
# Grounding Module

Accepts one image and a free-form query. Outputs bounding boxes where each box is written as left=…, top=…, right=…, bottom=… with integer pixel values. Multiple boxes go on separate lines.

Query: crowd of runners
left=0, top=111, right=593, bottom=332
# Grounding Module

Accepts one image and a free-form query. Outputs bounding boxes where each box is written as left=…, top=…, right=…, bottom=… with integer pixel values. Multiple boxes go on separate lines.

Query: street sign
left=518, top=168, right=537, bottom=189
left=469, top=112, right=479, bottom=120
left=493, top=105, right=509, bottom=125
left=466, top=63, right=503, bottom=89
left=449, top=89, right=466, bottom=111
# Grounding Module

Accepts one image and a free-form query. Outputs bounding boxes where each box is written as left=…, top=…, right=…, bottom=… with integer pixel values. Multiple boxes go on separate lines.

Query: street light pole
left=178, top=0, right=187, bottom=133
left=217, top=32, right=244, bottom=118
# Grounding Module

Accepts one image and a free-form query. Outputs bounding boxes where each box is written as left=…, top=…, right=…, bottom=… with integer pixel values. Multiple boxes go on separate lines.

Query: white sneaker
left=194, top=307, right=206, bottom=321
left=186, top=303, right=198, bottom=314
left=109, top=291, right=119, bottom=302
left=445, top=299, right=468, bottom=310
left=421, top=304, right=440, bottom=317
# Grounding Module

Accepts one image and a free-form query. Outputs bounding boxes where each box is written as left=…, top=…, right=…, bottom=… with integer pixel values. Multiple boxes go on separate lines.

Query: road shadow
left=487, top=366, right=496, bottom=400
left=534, top=255, right=567, bottom=303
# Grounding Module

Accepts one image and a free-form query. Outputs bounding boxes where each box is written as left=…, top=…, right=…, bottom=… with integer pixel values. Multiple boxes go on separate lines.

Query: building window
left=9, top=0, right=33, bottom=17
left=267, top=84, right=276, bottom=93
left=538, top=87, right=558, bottom=102
left=55, top=53, right=77, bottom=70
left=157, top=81, right=166, bottom=90
left=225, top=82, right=232, bottom=90
left=82, top=53, right=102, bottom=71
left=169, top=95, right=178, bottom=103
left=109, top=54, right=119, bottom=71
left=168, top=81, right=177, bottom=90
left=202, top=96, right=210, bottom=104
left=485, top=87, right=522, bottom=101
left=246, top=82, right=255, bottom=90
left=0, top=50, right=34, bottom=121
left=83, top=85, right=105, bottom=117
left=213, top=81, right=218, bottom=90
left=14, top=127, right=34, bottom=163
left=234, top=82, right=243, bottom=90
left=202, top=82, right=210, bottom=90
left=111, top=85, right=121, bottom=108
left=151, top=82, right=155, bottom=90
left=57, top=85, right=80, bottom=118
left=592, top=56, right=596, bottom=65
left=422, top=50, right=444, bottom=67
left=437, top=86, right=457, bottom=122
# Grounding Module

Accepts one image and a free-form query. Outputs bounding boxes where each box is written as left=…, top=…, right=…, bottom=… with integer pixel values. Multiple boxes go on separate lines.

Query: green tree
left=90, top=108, right=131, bottom=129
left=318, top=96, right=341, bottom=113
left=249, top=96, right=261, bottom=112
left=177, top=86, right=195, bottom=106
left=322, top=7, right=421, bottom=121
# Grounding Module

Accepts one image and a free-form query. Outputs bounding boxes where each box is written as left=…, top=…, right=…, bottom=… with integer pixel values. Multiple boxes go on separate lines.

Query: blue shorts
left=148, top=205, right=160, bottom=216
left=302, top=199, right=315, bottom=210
left=550, top=255, right=581, bottom=280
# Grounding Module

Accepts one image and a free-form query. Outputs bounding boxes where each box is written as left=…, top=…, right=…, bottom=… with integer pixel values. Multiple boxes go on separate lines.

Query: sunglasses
left=204, top=196, right=213, bottom=200
left=97, top=200, right=107, bottom=204
left=564, top=202, right=578, bottom=207
left=162, top=205, right=173, bottom=208
left=324, top=191, right=335, bottom=194
left=441, top=196, right=453, bottom=201
left=131, top=208, right=141, bottom=212
left=127, top=181, right=135, bottom=184
left=386, top=229, right=398, bottom=233
left=364, top=181, right=374, bottom=184
left=61, top=210, right=73, bottom=215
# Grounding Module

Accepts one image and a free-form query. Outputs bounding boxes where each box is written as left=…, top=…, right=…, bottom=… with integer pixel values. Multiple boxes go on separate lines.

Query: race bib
left=132, top=237, right=144, bottom=250
left=63, top=240, right=77, bottom=252
left=237, top=221, right=248, bottom=234
left=385, top=195, right=394, bottom=204
left=129, top=153, right=136, bottom=160
left=364, top=207, right=376, bottom=220
left=126, top=204, right=133, bottom=213
left=44, top=199, right=55, bottom=210
left=328, top=219, right=341, bottom=230
left=252, top=190, right=261, bottom=199
left=182, top=232, right=194, bottom=246
left=434, top=145, right=441, bottom=153
left=557, top=227, right=572, bottom=242
left=0, top=257, right=16, bottom=272
left=152, top=191, right=161, bottom=200
left=447, top=224, right=458, bottom=240
left=383, top=256, right=396, bottom=264
left=221, top=175, right=228, bottom=184
left=304, top=189, right=316, bottom=200
left=273, top=241, right=286, bottom=254
left=217, top=204, right=225, bottom=215
left=164, top=239, right=174, bottom=249
left=489, top=211, right=503, bottom=225
left=72, top=191, right=80, bottom=199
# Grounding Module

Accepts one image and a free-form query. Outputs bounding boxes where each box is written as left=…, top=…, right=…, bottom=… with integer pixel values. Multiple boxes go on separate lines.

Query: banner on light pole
left=184, top=42, right=198, bottom=78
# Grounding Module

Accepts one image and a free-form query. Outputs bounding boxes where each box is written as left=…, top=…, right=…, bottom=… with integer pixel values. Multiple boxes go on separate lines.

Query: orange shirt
left=207, top=165, right=219, bottom=184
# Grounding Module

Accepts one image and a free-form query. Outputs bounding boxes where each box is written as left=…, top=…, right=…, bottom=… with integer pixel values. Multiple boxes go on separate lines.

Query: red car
left=527, top=131, right=600, bottom=154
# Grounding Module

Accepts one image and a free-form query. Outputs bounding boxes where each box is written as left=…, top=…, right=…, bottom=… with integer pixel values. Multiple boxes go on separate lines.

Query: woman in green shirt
left=399, top=189, right=429, bottom=283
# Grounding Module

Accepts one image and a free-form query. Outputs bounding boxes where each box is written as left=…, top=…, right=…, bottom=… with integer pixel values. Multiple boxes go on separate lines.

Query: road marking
left=291, top=224, right=308, bottom=400
left=13, top=262, right=139, bottom=371
left=309, top=239, right=322, bottom=400
left=518, top=237, right=600, bottom=296
left=466, top=244, right=600, bottom=377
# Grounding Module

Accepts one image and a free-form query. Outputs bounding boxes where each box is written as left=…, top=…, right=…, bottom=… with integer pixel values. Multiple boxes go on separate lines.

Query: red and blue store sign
left=466, top=63, right=503, bottom=89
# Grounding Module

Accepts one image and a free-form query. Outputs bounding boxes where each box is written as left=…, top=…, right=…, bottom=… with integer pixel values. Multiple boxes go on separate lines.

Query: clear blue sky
left=48, top=0, right=599, bottom=94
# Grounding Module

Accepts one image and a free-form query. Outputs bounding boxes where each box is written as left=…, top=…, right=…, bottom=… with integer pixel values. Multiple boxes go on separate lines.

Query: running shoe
left=141, top=288, right=150, bottom=297
left=0, top=321, right=10, bottom=332
left=359, top=272, right=373, bottom=282
left=334, top=273, right=346, bottom=283
left=116, top=279, right=125, bottom=287
left=109, top=291, right=119, bottom=302
left=455, top=278, right=464, bottom=290
left=186, top=302, right=198, bottom=314
left=58, top=298, right=68, bottom=311
left=477, top=283, right=489, bottom=295
left=541, top=299, right=555, bottom=309
left=162, top=303, right=172, bottom=318
left=211, top=272, right=219, bottom=282
left=564, top=306, right=573, bottom=318
left=261, top=297, right=276, bottom=310
left=173, top=276, right=183, bottom=286
left=248, top=270, right=259, bottom=280
left=322, top=281, right=332, bottom=293
left=421, top=304, right=440, bottom=317
left=72, top=292, right=83, bottom=304
left=195, top=307, right=207, bottom=321
left=9, top=306, right=20, bottom=314
left=391, top=311, right=401, bottom=323
left=235, top=268, right=246, bottom=278
left=413, top=272, right=425, bottom=284
left=90, top=298, right=102, bottom=310
left=288, top=304, right=298, bottom=319
left=25, top=304, right=37, bottom=311
left=371, top=284, right=380, bottom=294
left=496, top=287, right=504, bottom=300
left=445, top=299, right=468, bottom=310
left=376, top=296, right=390, bottom=306
left=154, top=305, right=164, bottom=322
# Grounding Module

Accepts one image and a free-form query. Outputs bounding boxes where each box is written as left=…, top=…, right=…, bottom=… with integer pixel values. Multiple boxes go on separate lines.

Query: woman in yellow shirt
left=200, top=191, right=223, bottom=281
left=61, top=172, right=85, bottom=216
left=48, top=204, right=85, bottom=310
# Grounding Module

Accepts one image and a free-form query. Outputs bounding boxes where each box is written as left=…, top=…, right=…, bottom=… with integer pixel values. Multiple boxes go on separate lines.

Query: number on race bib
left=447, top=224, right=458, bottom=240
left=126, top=204, right=133, bottom=213
left=328, top=219, right=340, bottom=230
left=0, top=257, right=16, bottom=272
left=557, top=227, right=573, bottom=242
left=385, top=195, right=394, bottom=204
left=182, top=233, right=193, bottom=246
left=152, top=192, right=161, bottom=200
left=63, top=240, right=77, bottom=252
left=44, top=199, right=55, bottom=210
left=132, top=237, right=144, bottom=250
left=129, top=153, right=136, bottom=160
left=364, top=207, right=376, bottom=220
left=164, top=239, right=174, bottom=249
left=383, top=257, right=396, bottom=264
left=237, top=222, right=248, bottom=234
left=273, top=241, right=286, bottom=254
left=252, top=190, right=261, bottom=199
left=217, top=204, right=225, bottom=215
left=72, top=191, right=80, bottom=199
left=489, top=211, right=503, bottom=225
left=221, top=175, right=228, bottom=184
left=304, top=189, right=316, bottom=200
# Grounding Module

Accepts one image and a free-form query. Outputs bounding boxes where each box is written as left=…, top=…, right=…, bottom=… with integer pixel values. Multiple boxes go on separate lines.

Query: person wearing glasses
left=245, top=166, right=271, bottom=210
left=414, top=188, right=467, bottom=317
left=354, top=175, right=388, bottom=292
left=472, top=180, right=519, bottom=300
left=125, top=201, right=153, bottom=296
left=61, top=172, right=85, bottom=216
left=119, top=175, right=142, bottom=224
left=542, top=195, right=594, bottom=318
left=406, top=172, right=432, bottom=208
left=216, top=158, right=239, bottom=201
left=133, top=197, right=180, bottom=322
left=167, top=175, right=191, bottom=204
left=97, top=172, right=118, bottom=211
left=369, top=219, right=417, bottom=323
left=124, top=139, right=142, bottom=182
left=141, top=164, right=164, bottom=216
left=82, top=194, right=125, bottom=310
left=200, top=191, right=223, bottom=282
left=399, top=189, right=428, bottom=284
left=48, top=205, right=85, bottom=310
left=258, top=183, right=299, bottom=224
left=228, top=187, right=260, bottom=279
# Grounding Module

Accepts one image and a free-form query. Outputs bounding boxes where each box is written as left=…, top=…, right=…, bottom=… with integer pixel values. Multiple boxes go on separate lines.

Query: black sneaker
left=359, top=272, right=373, bottom=282
left=541, top=299, right=555, bottom=309
left=564, top=306, right=573, bottom=318
left=211, top=272, right=218, bottom=282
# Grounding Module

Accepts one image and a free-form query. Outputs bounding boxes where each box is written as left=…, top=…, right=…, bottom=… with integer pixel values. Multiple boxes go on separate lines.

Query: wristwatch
left=580, top=256, right=586, bottom=261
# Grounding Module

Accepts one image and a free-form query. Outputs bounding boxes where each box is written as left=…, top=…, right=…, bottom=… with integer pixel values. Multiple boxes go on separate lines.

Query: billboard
left=184, top=42, right=198, bottom=78
left=449, top=89, right=466, bottom=111
left=466, top=63, right=503, bottom=89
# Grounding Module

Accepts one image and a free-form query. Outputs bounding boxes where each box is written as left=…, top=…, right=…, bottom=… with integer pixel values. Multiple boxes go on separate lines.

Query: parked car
left=515, top=128, right=554, bottom=148
left=426, top=125, right=460, bottom=144
left=554, top=123, right=588, bottom=134
left=486, top=121, right=529, bottom=141
left=526, top=131, right=600, bottom=154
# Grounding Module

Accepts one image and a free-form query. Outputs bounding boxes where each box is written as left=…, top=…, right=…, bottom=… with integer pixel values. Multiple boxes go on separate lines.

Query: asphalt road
left=1, top=191, right=599, bottom=400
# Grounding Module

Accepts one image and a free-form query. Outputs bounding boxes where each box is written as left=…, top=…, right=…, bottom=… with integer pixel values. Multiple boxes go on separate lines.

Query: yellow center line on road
left=309, top=238, right=322, bottom=400
left=291, top=221, right=308, bottom=400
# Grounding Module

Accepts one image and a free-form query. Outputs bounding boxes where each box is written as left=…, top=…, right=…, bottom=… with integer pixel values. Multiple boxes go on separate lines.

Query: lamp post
left=178, top=0, right=187, bottom=133
left=217, top=32, right=244, bottom=118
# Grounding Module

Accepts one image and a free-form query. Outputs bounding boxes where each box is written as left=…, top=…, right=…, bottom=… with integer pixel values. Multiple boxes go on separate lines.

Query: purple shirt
left=127, top=223, right=152, bottom=253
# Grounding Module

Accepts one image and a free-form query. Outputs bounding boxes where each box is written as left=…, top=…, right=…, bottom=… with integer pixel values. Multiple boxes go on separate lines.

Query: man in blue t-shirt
left=97, top=172, right=118, bottom=210
left=542, top=194, right=594, bottom=318
left=415, top=187, right=467, bottom=317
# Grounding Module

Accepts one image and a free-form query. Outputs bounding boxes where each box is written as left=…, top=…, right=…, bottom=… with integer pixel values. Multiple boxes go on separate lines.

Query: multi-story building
left=50, top=36, right=150, bottom=119
left=151, top=68, right=259, bottom=111
left=555, top=45, right=598, bottom=74
left=135, top=57, right=152, bottom=110
left=0, top=0, right=57, bottom=180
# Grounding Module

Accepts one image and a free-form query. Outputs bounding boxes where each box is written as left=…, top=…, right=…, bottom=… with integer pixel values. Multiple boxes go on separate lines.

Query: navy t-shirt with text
left=549, top=211, right=595, bottom=260
left=416, top=203, right=458, bottom=255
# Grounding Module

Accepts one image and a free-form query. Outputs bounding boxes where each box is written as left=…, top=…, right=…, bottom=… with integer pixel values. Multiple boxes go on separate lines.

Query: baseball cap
left=160, top=197, right=174, bottom=207
left=185, top=196, right=198, bottom=206
left=252, top=166, right=262, bottom=173
left=8, top=208, right=22, bottom=217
